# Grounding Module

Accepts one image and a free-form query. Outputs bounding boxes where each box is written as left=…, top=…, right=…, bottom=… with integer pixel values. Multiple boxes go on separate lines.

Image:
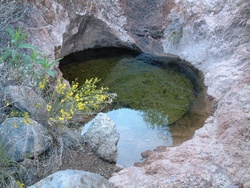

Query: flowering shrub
left=43, top=77, right=113, bottom=126
left=0, top=28, right=115, bottom=127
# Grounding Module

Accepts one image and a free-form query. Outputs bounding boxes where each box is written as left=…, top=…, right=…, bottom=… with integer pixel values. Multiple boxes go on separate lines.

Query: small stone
left=114, top=164, right=124, bottom=173
left=141, top=150, right=153, bottom=158
left=155, top=146, right=167, bottom=152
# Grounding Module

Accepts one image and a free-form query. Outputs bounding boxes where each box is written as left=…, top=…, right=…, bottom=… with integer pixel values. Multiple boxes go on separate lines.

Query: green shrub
left=0, top=28, right=61, bottom=86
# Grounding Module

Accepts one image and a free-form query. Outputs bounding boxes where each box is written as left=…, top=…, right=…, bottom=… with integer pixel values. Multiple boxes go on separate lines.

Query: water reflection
left=107, top=108, right=172, bottom=166
left=141, top=109, right=169, bottom=128
left=81, top=108, right=172, bottom=166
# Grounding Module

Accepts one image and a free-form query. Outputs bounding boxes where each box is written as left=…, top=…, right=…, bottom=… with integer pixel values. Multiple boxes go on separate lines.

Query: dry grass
left=0, top=143, right=31, bottom=188
left=0, top=1, right=29, bottom=50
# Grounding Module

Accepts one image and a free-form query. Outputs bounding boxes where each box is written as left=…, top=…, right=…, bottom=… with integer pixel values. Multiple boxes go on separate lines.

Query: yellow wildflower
left=47, top=105, right=52, bottom=112
left=55, top=79, right=67, bottom=94
left=66, top=91, right=73, bottom=99
left=71, top=82, right=78, bottom=91
left=5, top=100, right=10, bottom=106
left=39, top=82, right=45, bottom=89
left=17, top=181, right=25, bottom=188
left=23, top=112, right=32, bottom=124
left=12, top=123, right=18, bottom=128
left=77, top=102, right=85, bottom=110
left=70, top=109, right=74, bottom=116
left=35, top=103, right=41, bottom=108
left=75, top=94, right=80, bottom=102
left=58, top=116, right=65, bottom=121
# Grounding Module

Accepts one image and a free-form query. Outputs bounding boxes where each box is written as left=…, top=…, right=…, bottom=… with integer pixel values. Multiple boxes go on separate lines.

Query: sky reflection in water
left=107, top=108, right=172, bottom=166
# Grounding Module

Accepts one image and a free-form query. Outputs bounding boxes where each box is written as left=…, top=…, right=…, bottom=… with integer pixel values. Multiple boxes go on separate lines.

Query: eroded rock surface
left=0, top=117, right=51, bottom=162
left=18, top=0, right=250, bottom=187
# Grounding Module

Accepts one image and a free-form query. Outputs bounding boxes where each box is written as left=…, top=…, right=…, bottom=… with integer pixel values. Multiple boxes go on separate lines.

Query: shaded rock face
left=28, top=169, right=114, bottom=188
left=82, top=113, right=120, bottom=163
left=61, top=15, right=135, bottom=57
left=0, top=117, right=51, bottom=162
left=20, top=0, right=250, bottom=187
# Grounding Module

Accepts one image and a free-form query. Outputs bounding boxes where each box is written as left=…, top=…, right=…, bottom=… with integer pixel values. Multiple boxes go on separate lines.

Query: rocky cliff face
left=21, top=0, right=250, bottom=187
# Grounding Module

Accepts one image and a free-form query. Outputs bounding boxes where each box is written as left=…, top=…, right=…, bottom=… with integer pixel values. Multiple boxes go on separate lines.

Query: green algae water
left=61, top=48, right=214, bottom=166
left=61, top=53, right=194, bottom=125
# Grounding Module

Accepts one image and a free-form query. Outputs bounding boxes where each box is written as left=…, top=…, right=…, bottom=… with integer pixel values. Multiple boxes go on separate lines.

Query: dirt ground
left=59, top=144, right=116, bottom=179
left=20, top=143, right=116, bottom=186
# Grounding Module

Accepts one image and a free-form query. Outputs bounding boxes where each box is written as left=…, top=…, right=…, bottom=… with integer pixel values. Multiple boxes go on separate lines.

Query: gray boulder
left=28, top=169, right=114, bottom=188
left=82, top=113, right=119, bottom=162
left=4, top=85, right=48, bottom=124
left=0, top=117, right=51, bottom=162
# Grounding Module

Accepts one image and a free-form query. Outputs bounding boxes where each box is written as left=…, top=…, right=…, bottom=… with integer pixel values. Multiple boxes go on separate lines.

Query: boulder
left=4, top=85, right=48, bottom=125
left=82, top=113, right=119, bottom=162
left=0, top=117, right=51, bottom=162
left=28, top=169, right=114, bottom=188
